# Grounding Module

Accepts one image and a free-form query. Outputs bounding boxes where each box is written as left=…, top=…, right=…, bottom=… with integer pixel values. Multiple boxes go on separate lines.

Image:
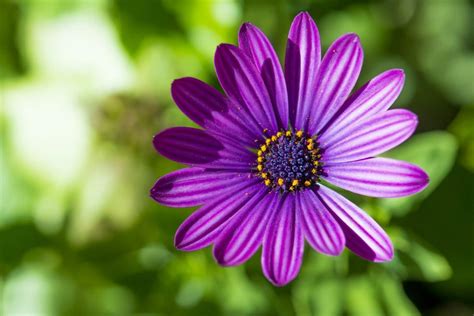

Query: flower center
left=256, top=129, right=323, bottom=192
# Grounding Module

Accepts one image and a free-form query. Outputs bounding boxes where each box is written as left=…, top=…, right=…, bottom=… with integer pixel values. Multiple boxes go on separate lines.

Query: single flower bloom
left=150, top=12, right=429, bottom=286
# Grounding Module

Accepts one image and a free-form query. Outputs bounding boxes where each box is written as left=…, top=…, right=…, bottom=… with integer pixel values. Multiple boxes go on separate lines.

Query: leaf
left=377, top=272, right=420, bottom=316
left=217, top=268, right=268, bottom=315
left=345, top=276, right=384, bottom=316
left=407, top=241, right=452, bottom=282
left=449, top=109, right=474, bottom=171
left=293, top=277, right=343, bottom=316
left=292, top=253, right=345, bottom=316
left=392, top=228, right=452, bottom=282
left=379, top=131, right=458, bottom=216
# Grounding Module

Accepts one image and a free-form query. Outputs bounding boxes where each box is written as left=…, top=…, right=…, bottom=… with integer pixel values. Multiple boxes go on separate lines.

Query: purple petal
left=316, top=184, right=393, bottom=262
left=175, top=183, right=265, bottom=251
left=213, top=191, right=279, bottom=266
left=150, top=168, right=257, bottom=207
left=153, top=127, right=254, bottom=170
left=322, top=109, right=418, bottom=164
left=320, top=69, right=405, bottom=145
left=306, top=33, right=363, bottom=135
left=171, top=77, right=258, bottom=147
left=323, top=158, right=429, bottom=198
left=239, top=23, right=289, bottom=129
left=285, top=12, right=321, bottom=128
left=215, top=44, right=278, bottom=134
left=298, top=190, right=345, bottom=256
left=262, top=194, right=304, bottom=286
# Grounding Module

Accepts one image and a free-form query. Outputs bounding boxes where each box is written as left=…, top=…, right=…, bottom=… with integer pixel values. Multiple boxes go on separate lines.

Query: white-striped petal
left=316, top=185, right=393, bottom=262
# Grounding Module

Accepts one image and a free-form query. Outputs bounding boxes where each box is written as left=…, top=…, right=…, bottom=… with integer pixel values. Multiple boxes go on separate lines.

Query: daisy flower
left=150, top=12, right=429, bottom=286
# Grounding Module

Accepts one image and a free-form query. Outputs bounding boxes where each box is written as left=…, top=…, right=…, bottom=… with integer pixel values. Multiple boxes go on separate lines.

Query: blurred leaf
left=377, top=272, right=420, bottom=316
left=407, top=242, right=452, bottom=282
left=294, top=277, right=344, bottom=316
left=292, top=253, right=347, bottom=316
left=4, top=82, right=91, bottom=189
left=1, top=261, right=75, bottom=315
left=380, top=131, right=458, bottom=216
left=0, top=134, right=36, bottom=227
left=89, top=285, right=135, bottom=315
left=23, top=10, right=134, bottom=94
left=112, top=0, right=184, bottom=55
left=0, top=224, right=48, bottom=268
left=449, top=109, right=474, bottom=171
left=393, top=229, right=452, bottom=282
left=413, top=0, right=474, bottom=105
left=345, top=276, right=383, bottom=316
left=135, top=39, right=206, bottom=98
left=0, top=0, right=24, bottom=78
left=218, top=268, right=268, bottom=315
left=175, top=279, right=205, bottom=308
left=319, top=5, right=388, bottom=56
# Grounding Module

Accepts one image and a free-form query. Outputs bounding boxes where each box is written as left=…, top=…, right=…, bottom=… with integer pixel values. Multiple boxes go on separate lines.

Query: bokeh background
left=1, top=0, right=473, bottom=315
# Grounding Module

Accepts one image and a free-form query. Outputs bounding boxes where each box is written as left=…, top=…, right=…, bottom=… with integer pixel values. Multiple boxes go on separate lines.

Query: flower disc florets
left=256, top=129, right=323, bottom=192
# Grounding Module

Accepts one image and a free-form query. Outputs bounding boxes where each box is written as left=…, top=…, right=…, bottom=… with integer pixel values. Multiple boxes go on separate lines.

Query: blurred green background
left=1, top=0, right=473, bottom=315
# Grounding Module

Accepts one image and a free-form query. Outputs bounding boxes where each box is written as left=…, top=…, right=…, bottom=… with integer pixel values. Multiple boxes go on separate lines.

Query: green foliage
left=1, top=0, right=472, bottom=315
left=391, top=228, right=452, bottom=282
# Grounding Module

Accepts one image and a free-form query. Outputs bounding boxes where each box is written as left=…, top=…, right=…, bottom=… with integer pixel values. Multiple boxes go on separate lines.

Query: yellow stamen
left=313, top=161, right=319, bottom=166
left=257, top=157, right=264, bottom=163
left=304, top=180, right=311, bottom=187
left=296, top=130, right=303, bottom=138
left=307, top=143, right=314, bottom=150
left=285, top=131, right=292, bottom=137
left=271, top=135, right=277, bottom=142
left=260, top=144, right=267, bottom=152
left=264, top=179, right=271, bottom=186
left=276, top=132, right=283, bottom=138
left=311, top=168, right=317, bottom=174
left=289, top=186, right=295, bottom=191
left=257, top=164, right=263, bottom=171
left=261, top=172, right=268, bottom=179
left=307, top=138, right=313, bottom=144
left=292, top=179, right=299, bottom=186
left=265, top=138, right=271, bottom=145
left=277, top=178, right=284, bottom=186
left=257, top=150, right=263, bottom=156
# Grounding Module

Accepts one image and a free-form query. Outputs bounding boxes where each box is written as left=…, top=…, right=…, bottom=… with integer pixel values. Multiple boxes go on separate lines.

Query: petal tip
left=296, top=11, right=310, bottom=18
left=375, top=239, right=395, bottom=262
left=328, top=247, right=345, bottom=256
left=170, top=78, right=184, bottom=99
left=174, top=234, right=193, bottom=251
left=348, top=33, right=360, bottom=43
left=418, top=170, right=430, bottom=190
left=374, top=249, right=394, bottom=262
left=152, top=132, right=164, bottom=153
left=293, top=11, right=316, bottom=25
left=391, top=68, right=405, bottom=76
left=383, top=69, right=405, bottom=83
left=174, top=238, right=185, bottom=250
left=213, top=251, right=235, bottom=267
left=239, top=22, right=253, bottom=32
left=338, top=32, right=359, bottom=41
left=266, top=276, right=295, bottom=287
left=149, top=185, right=158, bottom=199
left=212, top=246, right=230, bottom=266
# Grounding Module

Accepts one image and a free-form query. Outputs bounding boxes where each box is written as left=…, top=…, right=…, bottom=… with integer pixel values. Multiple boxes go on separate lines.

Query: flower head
left=151, top=12, right=429, bottom=286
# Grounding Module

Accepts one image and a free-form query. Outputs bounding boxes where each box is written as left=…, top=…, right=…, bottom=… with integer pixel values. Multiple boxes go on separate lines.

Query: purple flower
left=150, top=12, right=429, bottom=286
